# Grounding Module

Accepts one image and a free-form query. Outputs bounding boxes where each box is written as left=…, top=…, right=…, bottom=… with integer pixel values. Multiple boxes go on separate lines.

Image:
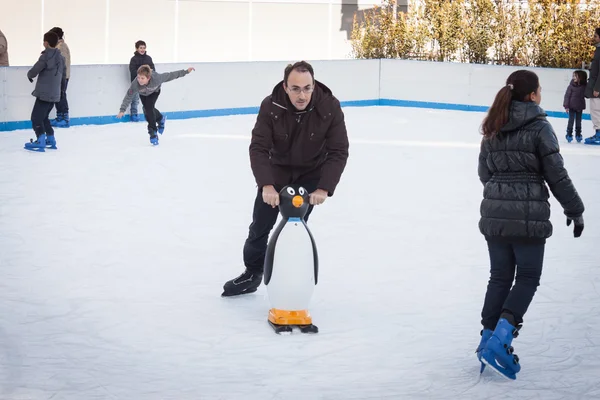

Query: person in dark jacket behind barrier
left=221, top=61, right=350, bottom=297
left=128, top=40, right=156, bottom=122
left=116, top=64, right=194, bottom=145
left=475, top=70, right=585, bottom=380
left=563, top=69, right=587, bottom=143
left=25, top=31, right=65, bottom=151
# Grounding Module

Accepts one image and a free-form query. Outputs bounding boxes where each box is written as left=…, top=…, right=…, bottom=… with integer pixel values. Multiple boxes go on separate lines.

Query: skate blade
left=268, top=320, right=318, bottom=335
left=24, top=146, right=46, bottom=152
left=481, top=356, right=517, bottom=380
left=221, top=288, right=257, bottom=297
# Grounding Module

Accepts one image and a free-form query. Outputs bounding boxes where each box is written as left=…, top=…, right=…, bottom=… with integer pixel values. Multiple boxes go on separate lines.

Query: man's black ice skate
left=222, top=269, right=263, bottom=297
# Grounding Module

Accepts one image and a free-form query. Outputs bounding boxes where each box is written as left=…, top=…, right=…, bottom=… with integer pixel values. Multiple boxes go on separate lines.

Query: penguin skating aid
left=263, top=185, right=319, bottom=334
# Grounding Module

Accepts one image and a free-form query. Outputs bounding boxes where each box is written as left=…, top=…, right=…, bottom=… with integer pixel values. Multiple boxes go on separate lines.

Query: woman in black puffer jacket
left=475, top=70, right=585, bottom=380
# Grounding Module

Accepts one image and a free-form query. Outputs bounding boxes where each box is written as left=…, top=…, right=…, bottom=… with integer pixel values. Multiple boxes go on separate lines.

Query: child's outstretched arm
left=117, top=82, right=139, bottom=118
left=155, top=67, right=195, bottom=85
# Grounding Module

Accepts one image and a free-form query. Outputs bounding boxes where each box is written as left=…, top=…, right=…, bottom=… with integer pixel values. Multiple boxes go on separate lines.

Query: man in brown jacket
left=222, top=61, right=349, bottom=297
left=0, top=29, right=8, bottom=66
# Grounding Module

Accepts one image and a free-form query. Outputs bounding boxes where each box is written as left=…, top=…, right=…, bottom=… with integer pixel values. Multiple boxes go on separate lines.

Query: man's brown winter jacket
left=249, top=80, right=349, bottom=196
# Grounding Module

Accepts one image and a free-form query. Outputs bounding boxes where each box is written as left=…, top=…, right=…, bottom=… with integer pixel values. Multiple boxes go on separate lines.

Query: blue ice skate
left=158, top=115, right=167, bottom=134
left=150, top=134, right=159, bottom=146
left=476, top=328, right=493, bottom=373
left=566, top=134, right=573, bottom=143
left=481, top=318, right=521, bottom=380
left=584, top=130, right=600, bottom=145
left=51, top=113, right=70, bottom=128
left=45, top=135, right=57, bottom=149
left=576, top=134, right=583, bottom=143
left=24, top=134, right=47, bottom=152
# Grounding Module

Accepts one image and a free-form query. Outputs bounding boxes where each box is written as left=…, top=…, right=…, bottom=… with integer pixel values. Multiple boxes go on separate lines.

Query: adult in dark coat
left=222, top=61, right=349, bottom=297
left=584, top=28, right=600, bottom=144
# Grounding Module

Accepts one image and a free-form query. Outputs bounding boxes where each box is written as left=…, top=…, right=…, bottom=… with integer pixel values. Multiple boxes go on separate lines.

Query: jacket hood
left=270, top=80, right=333, bottom=113
left=500, top=101, right=546, bottom=132
left=41, top=47, right=60, bottom=62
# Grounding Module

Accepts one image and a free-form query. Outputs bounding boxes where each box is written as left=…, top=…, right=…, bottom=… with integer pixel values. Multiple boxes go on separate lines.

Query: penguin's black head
left=278, top=185, right=310, bottom=219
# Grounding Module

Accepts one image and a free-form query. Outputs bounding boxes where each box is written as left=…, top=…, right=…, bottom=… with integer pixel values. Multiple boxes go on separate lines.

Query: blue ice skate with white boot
left=24, top=134, right=47, bottom=152
left=476, top=328, right=493, bottom=373
left=584, top=130, right=600, bottom=145
left=481, top=318, right=521, bottom=380
left=158, top=115, right=167, bottom=134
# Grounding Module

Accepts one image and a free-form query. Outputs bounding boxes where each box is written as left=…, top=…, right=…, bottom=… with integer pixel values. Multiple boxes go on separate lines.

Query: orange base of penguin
left=267, top=309, right=319, bottom=334
left=268, top=308, right=312, bottom=325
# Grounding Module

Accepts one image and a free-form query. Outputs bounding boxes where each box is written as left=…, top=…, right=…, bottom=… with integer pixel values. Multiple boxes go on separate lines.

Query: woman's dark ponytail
left=480, top=70, right=540, bottom=138
left=481, top=85, right=513, bottom=138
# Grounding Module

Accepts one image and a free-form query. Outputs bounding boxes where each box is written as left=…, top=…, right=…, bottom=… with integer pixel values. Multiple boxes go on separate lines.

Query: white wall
left=0, top=0, right=382, bottom=67
left=379, top=59, right=578, bottom=117
left=0, top=59, right=381, bottom=127
left=0, top=58, right=581, bottom=131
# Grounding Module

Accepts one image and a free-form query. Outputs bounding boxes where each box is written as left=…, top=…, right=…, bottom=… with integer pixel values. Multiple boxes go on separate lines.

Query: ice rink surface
left=1, top=106, right=599, bottom=399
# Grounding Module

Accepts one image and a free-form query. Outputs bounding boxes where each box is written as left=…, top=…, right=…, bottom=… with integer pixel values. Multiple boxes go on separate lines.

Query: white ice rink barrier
left=0, top=59, right=585, bottom=132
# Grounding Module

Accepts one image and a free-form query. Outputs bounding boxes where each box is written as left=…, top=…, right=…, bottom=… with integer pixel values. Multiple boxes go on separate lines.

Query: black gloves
left=567, top=216, right=584, bottom=238
left=28, top=77, right=33, bottom=83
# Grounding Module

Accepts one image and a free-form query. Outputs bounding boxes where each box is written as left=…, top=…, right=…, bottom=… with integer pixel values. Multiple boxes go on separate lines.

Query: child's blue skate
left=576, top=134, right=583, bottom=143
left=476, top=328, right=493, bottom=373
left=150, top=134, right=159, bottom=146
left=158, top=115, right=167, bottom=134
left=566, top=133, right=573, bottom=143
left=481, top=318, right=521, bottom=380
left=45, top=135, right=57, bottom=149
left=24, top=134, right=47, bottom=152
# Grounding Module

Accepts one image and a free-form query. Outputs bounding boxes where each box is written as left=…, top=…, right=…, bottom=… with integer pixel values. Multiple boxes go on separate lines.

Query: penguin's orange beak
left=292, top=195, right=303, bottom=208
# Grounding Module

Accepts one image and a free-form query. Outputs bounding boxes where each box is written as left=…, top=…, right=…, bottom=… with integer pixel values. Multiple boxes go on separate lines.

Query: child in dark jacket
left=25, top=31, right=65, bottom=152
left=128, top=40, right=156, bottom=122
left=563, top=69, right=588, bottom=143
